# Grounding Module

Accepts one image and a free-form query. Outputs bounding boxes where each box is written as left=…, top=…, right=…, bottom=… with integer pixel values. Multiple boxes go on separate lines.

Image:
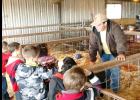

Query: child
left=36, top=43, right=48, bottom=57
left=37, top=43, right=58, bottom=73
left=15, top=45, right=53, bottom=100
left=48, top=57, right=77, bottom=100
left=2, top=41, right=11, bottom=75
left=6, top=42, right=24, bottom=99
left=38, top=55, right=58, bottom=96
left=56, top=66, right=100, bottom=100
left=38, top=55, right=58, bottom=73
left=2, top=41, right=11, bottom=100
left=37, top=43, right=58, bottom=95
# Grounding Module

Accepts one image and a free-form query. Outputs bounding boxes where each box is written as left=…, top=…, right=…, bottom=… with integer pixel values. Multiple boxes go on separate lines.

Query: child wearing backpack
left=6, top=42, right=24, bottom=99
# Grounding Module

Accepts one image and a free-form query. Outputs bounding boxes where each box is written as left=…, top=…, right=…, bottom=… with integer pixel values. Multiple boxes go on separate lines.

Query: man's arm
left=113, top=24, right=127, bottom=61
left=89, top=32, right=98, bottom=62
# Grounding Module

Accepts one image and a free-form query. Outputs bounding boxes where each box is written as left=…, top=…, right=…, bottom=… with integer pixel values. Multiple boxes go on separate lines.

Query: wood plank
left=88, top=53, right=140, bottom=73
left=113, top=18, right=136, bottom=25
left=100, top=89, right=126, bottom=100
left=124, top=30, right=140, bottom=35
left=2, top=29, right=86, bottom=39
left=21, top=36, right=89, bottom=46
left=3, top=26, right=139, bottom=39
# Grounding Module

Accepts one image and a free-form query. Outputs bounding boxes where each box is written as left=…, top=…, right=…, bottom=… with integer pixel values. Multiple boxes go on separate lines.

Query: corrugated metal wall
left=2, top=0, right=60, bottom=29
left=106, top=0, right=140, bottom=18
left=2, top=0, right=60, bottom=44
left=60, top=0, right=105, bottom=41
left=4, top=0, right=140, bottom=44
left=122, top=1, right=140, bottom=18
left=2, top=0, right=105, bottom=45
left=61, top=0, right=105, bottom=24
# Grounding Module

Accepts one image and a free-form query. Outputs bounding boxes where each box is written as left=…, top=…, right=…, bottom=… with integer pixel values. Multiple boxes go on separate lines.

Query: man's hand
left=116, top=54, right=125, bottom=61
left=84, top=69, right=92, bottom=76
left=80, top=82, right=93, bottom=91
left=90, top=61, right=95, bottom=65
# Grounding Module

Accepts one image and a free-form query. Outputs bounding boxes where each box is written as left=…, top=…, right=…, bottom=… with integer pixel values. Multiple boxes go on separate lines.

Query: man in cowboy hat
left=89, top=13, right=127, bottom=93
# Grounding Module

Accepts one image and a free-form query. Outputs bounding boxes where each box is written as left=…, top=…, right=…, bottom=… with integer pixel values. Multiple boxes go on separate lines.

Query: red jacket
left=53, top=72, right=96, bottom=100
left=54, top=72, right=63, bottom=80
left=2, top=52, right=11, bottom=73
left=6, top=57, right=24, bottom=92
left=56, top=91, right=84, bottom=100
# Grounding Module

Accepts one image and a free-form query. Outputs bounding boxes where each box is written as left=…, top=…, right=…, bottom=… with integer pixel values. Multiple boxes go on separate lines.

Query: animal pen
left=2, top=0, right=140, bottom=100
left=3, top=28, right=140, bottom=100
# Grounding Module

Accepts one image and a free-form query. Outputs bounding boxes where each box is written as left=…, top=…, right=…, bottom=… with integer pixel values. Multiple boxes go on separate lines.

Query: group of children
left=2, top=41, right=103, bottom=100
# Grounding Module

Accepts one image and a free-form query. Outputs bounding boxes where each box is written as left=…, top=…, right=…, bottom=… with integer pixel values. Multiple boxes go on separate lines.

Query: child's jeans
left=2, top=76, right=10, bottom=100
left=101, top=53, right=120, bottom=92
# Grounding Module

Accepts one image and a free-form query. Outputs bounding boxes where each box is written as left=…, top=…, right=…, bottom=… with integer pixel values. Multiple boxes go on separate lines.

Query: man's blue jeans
left=102, top=53, right=120, bottom=92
